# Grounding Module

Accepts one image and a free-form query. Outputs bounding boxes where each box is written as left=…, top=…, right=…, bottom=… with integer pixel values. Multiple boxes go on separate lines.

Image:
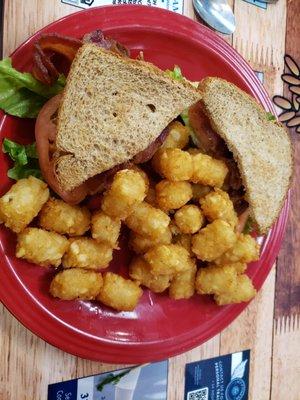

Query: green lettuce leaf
left=165, top=65, right=183, bottom=81
left=2, top=138, right=42, bottom=180
left=266, top=112, right=276, bottom=121
left=0, top=58, right=65, bottom=118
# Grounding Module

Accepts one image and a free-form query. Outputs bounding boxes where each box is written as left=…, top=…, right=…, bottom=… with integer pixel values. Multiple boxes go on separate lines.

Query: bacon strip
left=32, top=34, right=82, bottom=85
left=32, top=31, right=130, bottom=85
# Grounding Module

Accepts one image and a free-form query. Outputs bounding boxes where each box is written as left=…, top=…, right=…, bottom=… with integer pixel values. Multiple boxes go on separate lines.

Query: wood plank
left=271, top=1, right=300, bottom=399
left=271, top=316, right=300, bottom=400
left=232, top=0, right=286, bottom=99
left=2, top=0, right=76, bottom=57
left=275, top=0, right=300, bottom=320
left=220, top=267, right=276, bottom=400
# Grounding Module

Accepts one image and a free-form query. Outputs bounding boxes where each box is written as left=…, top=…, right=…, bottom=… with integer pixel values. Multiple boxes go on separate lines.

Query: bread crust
left=199, top=77, right=293, bottom=234
left=55, top=44, right=201, bottom=191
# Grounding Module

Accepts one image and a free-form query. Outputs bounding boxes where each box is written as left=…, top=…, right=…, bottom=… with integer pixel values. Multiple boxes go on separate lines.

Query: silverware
left=193, top=0, right=236, bottom=35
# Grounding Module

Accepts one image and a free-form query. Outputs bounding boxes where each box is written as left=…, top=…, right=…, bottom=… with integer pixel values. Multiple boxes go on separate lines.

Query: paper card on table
left=61, top=0, right=184, bottom=14
left=48, top=360, right=168, bottom=400
left=185, top=350, right=250, bottom=400
left=242, top=0, right=267, bottom=9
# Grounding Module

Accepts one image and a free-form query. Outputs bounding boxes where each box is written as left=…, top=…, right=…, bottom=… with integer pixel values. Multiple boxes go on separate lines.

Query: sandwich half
left=197, top=77, right=293, bottom=234
left=51, top=44, right=201, bottom=192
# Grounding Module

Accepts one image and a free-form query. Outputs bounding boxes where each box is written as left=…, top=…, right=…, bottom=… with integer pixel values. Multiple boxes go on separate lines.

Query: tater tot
left=97, top=272, right=143, bottom=311
left=154, top=148, right=193, bottom=181
left=129, top=257, right=171, bottom=293
left=214, top=274, right=256, bottom=305
left=125, top=202, right=170, bottom=239
left=192, top=184, right=212, bottom=201
left=0, top=176, right=49, bottom=233
left=16, top=227, right=69, bottom=267
left=214, top=234, right=260, bottom=265
left=156, top=180, right=193, bottom=211
left=129, top=165, right=149, bottom=191
left=129, top=227, right=172, bottom=254
left=195, top=264, right=237, bottom=295
left=174, top=205, right=204, bottom=234
left=192, top=219, right=237, bottom=262
left=101, top=169, right=146, bottom=219
left=62, top=238, right=113, bottom=270
left=200, top=188, right=238, bottom=228
left=192, top=153, right=228, bottom=187
left=50, top=269, right=103, bottom=300
left=172, top=233, right=193, bottom=256
left=91, top=211, right=121, bottom=248
left=224, top=262, right=247, bottom=274
left=161, top=121, right=189, bottom=150
left=169, top=260, right=196, bottom=299
left=144, top=244, right=192, bottom=275
left=39, top=198, right=90, bottom=236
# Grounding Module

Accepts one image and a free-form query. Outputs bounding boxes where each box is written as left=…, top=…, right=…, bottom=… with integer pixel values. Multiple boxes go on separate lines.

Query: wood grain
left=275, top=0, right=300, bottom=319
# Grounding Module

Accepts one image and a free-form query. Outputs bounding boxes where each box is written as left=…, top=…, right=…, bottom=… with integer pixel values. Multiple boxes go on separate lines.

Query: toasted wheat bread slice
left=199, top=77, right=293, bottom=234
left=55, top=44, right=201, bottom=190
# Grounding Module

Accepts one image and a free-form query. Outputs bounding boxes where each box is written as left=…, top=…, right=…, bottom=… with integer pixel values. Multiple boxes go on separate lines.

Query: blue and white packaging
left=48, top=360, right=168, bottom=400
left=185, top=350, right=250, bottom=400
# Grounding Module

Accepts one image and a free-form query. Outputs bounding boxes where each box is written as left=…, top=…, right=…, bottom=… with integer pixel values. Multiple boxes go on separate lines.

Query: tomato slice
left=35, top=95, right=95, bottom=204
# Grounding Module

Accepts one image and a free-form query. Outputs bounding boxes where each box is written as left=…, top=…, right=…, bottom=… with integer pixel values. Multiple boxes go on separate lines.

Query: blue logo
left=225, top=378, right=246, bottom=400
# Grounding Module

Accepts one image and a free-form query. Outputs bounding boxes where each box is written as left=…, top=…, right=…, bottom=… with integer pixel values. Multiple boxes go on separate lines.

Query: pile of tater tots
left=0, top=121, right=260, bottom=311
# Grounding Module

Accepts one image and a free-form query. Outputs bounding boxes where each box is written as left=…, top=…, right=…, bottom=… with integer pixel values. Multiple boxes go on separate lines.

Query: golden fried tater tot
left=172, top=233, right=195, bottom=257
left=101, top=169, right=147, bottom=219
left=161, top=121, right=189, bottom=150
left=223, top=262, right=247, bottom=274
left=174, top=205, right=204, bottom=234
left=16, top=227, right=69, bottom=267
left=91, top=211, right=121, bottom=248
left=39, top=198, right=90, bottom=236
left=154, top=148, right=193, bottom=181
left=172, top=233, right=193, bottom=256
left=214, top=274, right=256, bottom=305
left=129, top=165, right=149, bottom=191
left=169, top=259, right=196, bottom=299
left=214, top=234, right=260, bottom=265
left=129, top=227, right=172, bottom=254
left=200, top=188, right=238, bottom=228
left=62, top=238, right=113, bottom=270
left=97, top=272, right=143, bottom=311
left=191, top=184, right=212, bottom=201
left=156, top=180, right=192, bottom=211
left=0, top=176, right=49, bottom=233
left=145, top=244, right=192, bottom=275
left=195, top=264, right=237, bottom=295
left=50, top=269, right=103, bottom=300
left=192, top=219, right=237, bottom=262
left=129, top=256, right=171, bottom=293
left=192, top=153, right=228, bottom=187
left=125, top=202, right=170, bottom=239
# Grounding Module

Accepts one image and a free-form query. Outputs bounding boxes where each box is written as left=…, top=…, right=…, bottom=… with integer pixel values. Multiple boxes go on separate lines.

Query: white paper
left=61, top=0, right=184, bottom=14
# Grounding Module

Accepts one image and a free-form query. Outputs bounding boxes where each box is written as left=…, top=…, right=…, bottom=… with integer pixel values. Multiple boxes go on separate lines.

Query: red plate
left=0, top=5, right=289, bottom=363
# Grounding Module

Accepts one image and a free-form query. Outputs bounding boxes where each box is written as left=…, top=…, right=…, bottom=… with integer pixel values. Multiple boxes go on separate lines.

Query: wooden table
left=1, top=1, right=299, bottom=399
